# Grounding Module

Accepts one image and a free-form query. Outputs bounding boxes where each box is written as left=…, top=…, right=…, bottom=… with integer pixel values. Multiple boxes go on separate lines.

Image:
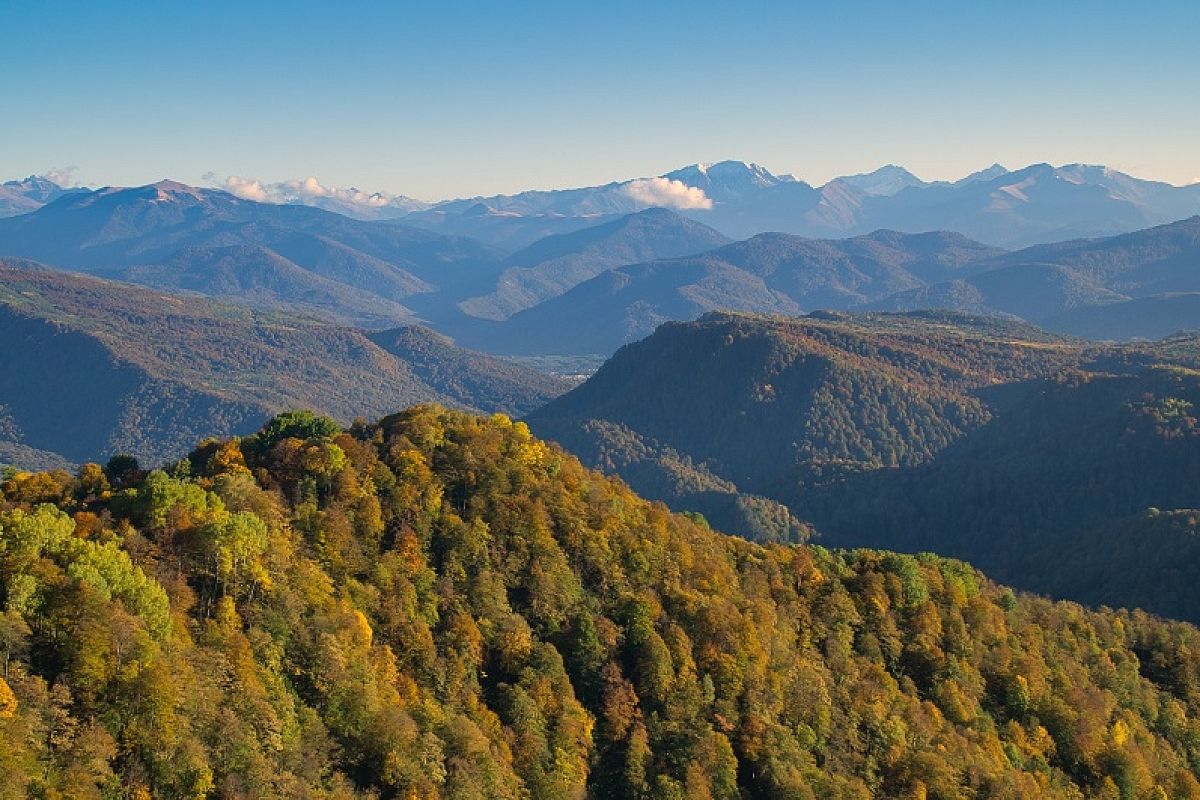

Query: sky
left=2, top=0, right=1198, bottom=200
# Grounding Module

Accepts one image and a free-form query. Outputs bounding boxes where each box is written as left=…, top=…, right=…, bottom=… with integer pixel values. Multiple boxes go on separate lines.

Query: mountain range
left=7, top=175, right=1200, bottom=354
left=404, top=160, right=1200, bottom=248
left=477, top=228, right=1005, bottom=354
left=13, top=160, right=1200, bottom=252
left=476, top=214, right=1200, bottom=355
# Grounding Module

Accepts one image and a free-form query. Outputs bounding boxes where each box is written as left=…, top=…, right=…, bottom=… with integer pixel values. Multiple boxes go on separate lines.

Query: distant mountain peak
left=663, top=160, right=789, bottom=201
left=956, top=163, right=1010, bottom=185
left=149, top=178, right=197, bottom=191
left=0, top=174, right=78, bottom=217
left=4, top=174, right=65, bottom=192
left=829, top=164, right=927, bottom=197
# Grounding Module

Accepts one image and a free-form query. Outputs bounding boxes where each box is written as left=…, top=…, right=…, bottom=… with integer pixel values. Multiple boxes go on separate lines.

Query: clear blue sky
left=2, top=0, right=1198, bottom=199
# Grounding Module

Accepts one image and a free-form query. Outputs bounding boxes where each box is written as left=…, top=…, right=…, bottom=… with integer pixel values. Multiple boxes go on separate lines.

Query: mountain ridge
left=0, top=262, right=570, bottom=467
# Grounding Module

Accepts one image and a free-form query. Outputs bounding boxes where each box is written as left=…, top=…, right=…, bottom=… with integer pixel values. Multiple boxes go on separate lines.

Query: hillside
left=0, top=264, right=567, bottom=467
left=456, top=208, right=730, bottom=320
left=482, top=256, right=802, bottom=355
left=1048, top=294, right=1200, bottom=340
left=366, top=325, right=575, bottom=412
left=6, top=408, right=1200, bottom=797
left=870, top=264, right=1129, bottom=322
left=104, top=244, right=419, bottom=328
left=984, top=215, right=1200, bottom=293
left=873, top=217, right=1200, bottom=335
left=487, top=230, right=1001, bottom=355
left=0, top=181, right=498, bottom=329
left=525, top=311, right=1200, bottom=622
left=526, top=310, right=1081, bottom=497
left=800, top=364, right=1200, bottom=622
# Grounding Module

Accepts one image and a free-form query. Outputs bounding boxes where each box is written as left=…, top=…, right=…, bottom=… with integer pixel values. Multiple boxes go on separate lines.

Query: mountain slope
left=871, top=216, right=1200, bottom=334
left=983, top=215, right=1200, bottom=295
left=457, top=208, right=731, bottom=320
left=104, top=244, right=419, bottom=328
left=1048, top=293, right=1200, bottom=340
left=870, top=263, right=1129, bottom=322
left=525, top=310, right=1200, bottom=623
left=0, top=175, right=78, bottom=217
left=0, top=181, right=500, bottom=328
left=6, top=407, right=1200, bottom=797
left=0, top=264, right=566, bottom=466
left=487, top=230, right=1002, bottom=355
left=367, top=325, right=574, bottom=412
left=802, top=364, right=1200, bottom=623
left=526, top=310, right=1079, bottom=496
left=484, top=257, right=802, bottom=355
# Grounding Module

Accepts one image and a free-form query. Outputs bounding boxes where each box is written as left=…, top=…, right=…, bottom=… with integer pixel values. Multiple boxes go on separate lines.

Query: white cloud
left=277, top=176, right=395, bottom=208
left=212, top=174, right=270, bottom=202
left=41, top=166, right=80, bottom=187
left=621, top=177, right=713, bottom=210
left=203, top=173, right=424, bottom=215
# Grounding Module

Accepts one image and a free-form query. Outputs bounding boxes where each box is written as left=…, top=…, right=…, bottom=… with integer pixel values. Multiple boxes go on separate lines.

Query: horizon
left=3, top=1, right=1198, bottom=199
left=8, top=158, right=1200, bottom=208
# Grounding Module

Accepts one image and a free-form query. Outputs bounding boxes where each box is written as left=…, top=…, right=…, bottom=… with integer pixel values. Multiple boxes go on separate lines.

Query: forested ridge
left=526, top=310, right=1083, bottom=540
left=526, top=311, right=1200, bottom=622
left=0, top=264, right=569, bottom=467
left=4, top=409, right=1200, bottom=798
left=800, top=363, right=1200, bottom=622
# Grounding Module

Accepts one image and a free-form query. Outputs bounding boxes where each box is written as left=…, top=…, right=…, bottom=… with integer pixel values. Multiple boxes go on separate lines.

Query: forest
left=527, top=311, right=1200, bottom=620
left=4, top=408, right=1200, bottom=798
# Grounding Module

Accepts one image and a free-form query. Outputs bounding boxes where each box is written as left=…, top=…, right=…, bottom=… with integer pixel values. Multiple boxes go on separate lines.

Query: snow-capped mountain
left=0, top=175, right=81, bottom=217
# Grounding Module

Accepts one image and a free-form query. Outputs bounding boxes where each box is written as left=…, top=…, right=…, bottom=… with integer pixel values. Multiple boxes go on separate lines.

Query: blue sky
left=2, top=0, right=1198, bottom=199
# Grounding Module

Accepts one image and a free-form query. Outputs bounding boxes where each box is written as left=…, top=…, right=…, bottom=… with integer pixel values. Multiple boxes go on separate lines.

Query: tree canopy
left=3, top=407, right=1200, bottom=798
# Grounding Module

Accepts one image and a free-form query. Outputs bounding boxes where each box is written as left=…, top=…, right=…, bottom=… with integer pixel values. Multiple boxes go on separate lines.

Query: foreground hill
left=526, top=311, right=1200, bottom=622
left=5, top=407, right=1200, bottom=797
left=0, top=264, right=569, bottom=467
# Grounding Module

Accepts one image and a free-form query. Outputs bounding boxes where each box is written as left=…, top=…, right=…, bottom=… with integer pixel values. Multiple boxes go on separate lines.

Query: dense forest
left=800, top=363, right=1200, bottom=622
left=527, top=311, right=1200, bottom=622
left=526, top=310, right=1082, bottom=540
left=5, top=408, right=1200, bottom=798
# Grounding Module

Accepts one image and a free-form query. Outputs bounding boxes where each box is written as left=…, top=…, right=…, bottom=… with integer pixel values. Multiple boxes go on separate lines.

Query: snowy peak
left=662, top=160, right=791, bottom=201
left=0, top=174, right=78, bottom=217
left=3, top=175, right=68, bottom=202
left=956, top=163, right=1010, bottom=185
left=827, top=164, right=927, bottom=197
